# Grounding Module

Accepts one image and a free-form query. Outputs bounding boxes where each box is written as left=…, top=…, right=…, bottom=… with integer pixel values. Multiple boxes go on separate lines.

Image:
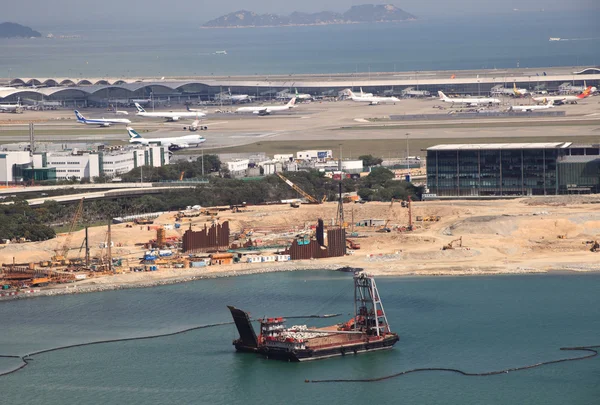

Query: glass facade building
left=426, top=143, right=600, bottom=197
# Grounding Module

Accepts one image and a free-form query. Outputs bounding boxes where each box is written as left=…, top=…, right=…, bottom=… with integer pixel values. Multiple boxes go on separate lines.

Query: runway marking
left=230, top=132, right=280, bottom=138
left=354, top=118, right=369, bottom=123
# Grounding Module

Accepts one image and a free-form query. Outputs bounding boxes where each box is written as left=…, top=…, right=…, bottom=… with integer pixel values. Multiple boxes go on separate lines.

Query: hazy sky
left=3, top=0, right=598, bottom=25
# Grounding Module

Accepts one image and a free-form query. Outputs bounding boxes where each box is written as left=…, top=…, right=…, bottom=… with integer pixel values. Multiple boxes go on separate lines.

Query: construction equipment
left=346, top=239, right=361, bottom=249
left=52, top=198, right=84, bottom=264
left=179, top=171, right=185, bottom=181
left=275, top=172, right=320, bottom=204
left=442, top=237, right=463, bottom=250
left=290, top=202, right=300, bottom=208
left=585, top=240, right=599, bottom=252
left=377, top=220, right=391, bottom=233
left=134, top=217, right=154, bottom=225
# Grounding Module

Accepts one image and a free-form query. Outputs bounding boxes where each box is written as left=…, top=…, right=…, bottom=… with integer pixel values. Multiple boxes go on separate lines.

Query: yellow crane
left=275, top=172, right=320, bottom=204
left=52, top=198, right=84, bottom=263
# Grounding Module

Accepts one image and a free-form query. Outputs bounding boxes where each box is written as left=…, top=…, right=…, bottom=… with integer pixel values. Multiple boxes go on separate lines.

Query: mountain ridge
left=203, top=4, right=416, bottom=28
left=0, top=22, right=42, bottom=38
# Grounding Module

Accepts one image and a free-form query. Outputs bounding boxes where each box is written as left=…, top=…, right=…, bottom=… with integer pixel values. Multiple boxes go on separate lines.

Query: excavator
left=442, top=237, right=463, bottom=250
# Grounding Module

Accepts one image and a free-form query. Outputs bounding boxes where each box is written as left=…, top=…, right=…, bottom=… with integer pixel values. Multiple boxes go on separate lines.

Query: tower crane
left=275, top=173, right=320, bottom=204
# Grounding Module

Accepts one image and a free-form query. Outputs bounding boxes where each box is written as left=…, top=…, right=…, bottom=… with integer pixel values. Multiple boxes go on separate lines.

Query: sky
left=2, top=0, right=598, bottom=26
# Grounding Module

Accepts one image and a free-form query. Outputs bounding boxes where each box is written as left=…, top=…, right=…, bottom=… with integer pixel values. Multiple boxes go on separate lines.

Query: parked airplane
left=347, top=90, right=399, bottom=105
left=74, top=110, right=131, bottom=127
left=236, top=98, right=297, bottom=115
left=229, top=88, right=250, bottom=102
left=559, top=81, right=597, bottom=94
left=294, top=88, right=312, bottom=100
left=186, top=105, right=208, bottom=114
left=126, top=127, right=205, bottom=151
left=0, top=98, right=22, bottom=113
left=438, top=91, right=501, bottom=106
left=532, top=86, right=592, bottom=105
left=360, top=87, right=373, bottom=97
left=509, top=100, right=555, bottom=112
left=135, top=103, right=205, bottom=121
left=513, top=83, right=530, bottom=97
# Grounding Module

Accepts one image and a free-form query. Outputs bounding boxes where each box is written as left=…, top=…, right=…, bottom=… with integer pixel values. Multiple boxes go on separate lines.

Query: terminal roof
left=427, top=142, right=572, bottom=151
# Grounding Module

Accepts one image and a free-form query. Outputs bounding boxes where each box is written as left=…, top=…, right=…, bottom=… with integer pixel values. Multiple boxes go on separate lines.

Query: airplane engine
left=102, top=123, right=111, bottom=127
left=172, top=117, right=179, bottom=121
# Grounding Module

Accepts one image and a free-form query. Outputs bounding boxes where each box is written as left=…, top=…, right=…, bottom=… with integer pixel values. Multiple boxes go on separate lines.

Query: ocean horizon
left=1, top=10, right=599, bottom=78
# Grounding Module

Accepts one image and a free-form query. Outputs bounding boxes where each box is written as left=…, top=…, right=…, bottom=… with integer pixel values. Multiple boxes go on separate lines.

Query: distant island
left=203, top=4, right=416, bottom=28
left=0, top=22, right=41, bottom=38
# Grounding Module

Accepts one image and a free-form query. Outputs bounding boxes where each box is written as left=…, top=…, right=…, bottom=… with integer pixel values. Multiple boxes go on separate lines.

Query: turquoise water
left=0, top=271, right=599, bottom=404
left=1, top=11, right=599, bottom=77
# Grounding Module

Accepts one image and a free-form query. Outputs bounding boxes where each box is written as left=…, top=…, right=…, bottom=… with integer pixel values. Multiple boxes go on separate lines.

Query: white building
left=0, top=151, right=31, bottom=184
left=315, top=159, right=364, bottom=174
left=226, top=159, right=250, bottom=177
left=0, top=146, right=169, bottom=183
left=274, top=154, right=294, bottom=162
left=296, top=150, right=332, bottom=161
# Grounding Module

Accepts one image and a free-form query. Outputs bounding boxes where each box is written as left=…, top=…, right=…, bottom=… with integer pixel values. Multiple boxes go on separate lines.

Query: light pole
left=405, top=133, right=410, bottom=179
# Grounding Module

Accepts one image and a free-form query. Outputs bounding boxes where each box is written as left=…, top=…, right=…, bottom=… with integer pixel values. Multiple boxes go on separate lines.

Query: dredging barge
left=227, top=273, right=399, bottom=362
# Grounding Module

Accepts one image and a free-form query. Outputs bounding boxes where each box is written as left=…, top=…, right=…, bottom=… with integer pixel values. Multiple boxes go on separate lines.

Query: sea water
left=0, top=271, right=598, bottom=404
left=1, top=11, right=598, bottom=77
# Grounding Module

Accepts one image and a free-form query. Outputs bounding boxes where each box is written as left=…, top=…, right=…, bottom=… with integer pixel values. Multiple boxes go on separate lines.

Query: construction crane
left=275, top=172, right=320, bottom=204
left=52, top=198, right=84, bottom=263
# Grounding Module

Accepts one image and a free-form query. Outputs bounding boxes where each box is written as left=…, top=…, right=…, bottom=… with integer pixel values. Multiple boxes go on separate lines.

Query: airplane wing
left=168, top=142, right=189, bottom=151
left=254, top=108, right=269, bottom=115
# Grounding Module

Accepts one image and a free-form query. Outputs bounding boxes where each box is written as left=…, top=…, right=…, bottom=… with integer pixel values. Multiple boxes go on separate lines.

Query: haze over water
left=1, top=11, right=598, bottom=78
left=0, top=271, right=599, bottom=404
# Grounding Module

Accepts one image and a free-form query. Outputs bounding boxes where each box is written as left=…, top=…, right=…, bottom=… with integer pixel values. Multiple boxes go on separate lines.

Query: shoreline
left=2, top=260, right=599, bottom=302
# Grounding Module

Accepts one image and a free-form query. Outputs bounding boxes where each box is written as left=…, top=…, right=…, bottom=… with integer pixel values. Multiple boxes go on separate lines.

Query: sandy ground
left=2, top=195, right=600, bottom=299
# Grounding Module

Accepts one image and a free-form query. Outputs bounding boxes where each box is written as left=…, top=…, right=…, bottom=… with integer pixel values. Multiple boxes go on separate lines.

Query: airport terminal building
left=426, top=142, right=600, bottom=197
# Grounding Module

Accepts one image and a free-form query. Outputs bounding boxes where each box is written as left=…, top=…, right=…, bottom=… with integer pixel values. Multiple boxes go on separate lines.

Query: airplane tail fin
left=287, top=97, right=297, bottom=107
left=438, top=91, right=449, bottom=101
left=126, top=127, right=143, bottom=139
left=577, top=86, right=592, bottom=99
left=134, top=103, right=146, bottom=113
left=360, top=87, right=364, bottom=96
left=74, top=110, right=86, bottom=122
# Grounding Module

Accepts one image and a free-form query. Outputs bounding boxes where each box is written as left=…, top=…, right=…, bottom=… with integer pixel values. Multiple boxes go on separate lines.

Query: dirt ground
left=2, top=195, right=600, bottom=291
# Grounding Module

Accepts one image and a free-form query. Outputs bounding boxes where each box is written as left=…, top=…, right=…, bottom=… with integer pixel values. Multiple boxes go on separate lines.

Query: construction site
left=2, top=185, right=600, bottom=298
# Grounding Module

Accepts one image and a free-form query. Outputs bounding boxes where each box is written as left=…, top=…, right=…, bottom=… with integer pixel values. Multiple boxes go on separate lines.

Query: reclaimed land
left=2, top=196, right=600, bottom=301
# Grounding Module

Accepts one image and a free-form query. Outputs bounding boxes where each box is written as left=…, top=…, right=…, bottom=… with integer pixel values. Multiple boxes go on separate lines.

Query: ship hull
left=252, top=334, right=399, bottom=362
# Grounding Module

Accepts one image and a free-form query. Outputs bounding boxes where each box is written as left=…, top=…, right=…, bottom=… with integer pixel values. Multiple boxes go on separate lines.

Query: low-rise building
left=226, top=159, right=250, bottom=178
left=296, top=150, right=332, bottom=161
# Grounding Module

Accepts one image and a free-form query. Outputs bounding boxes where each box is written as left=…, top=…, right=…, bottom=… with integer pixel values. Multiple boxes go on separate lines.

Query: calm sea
left=1, top=11, right=599, bottom=78
left=0, top=271, right=599, bottom=404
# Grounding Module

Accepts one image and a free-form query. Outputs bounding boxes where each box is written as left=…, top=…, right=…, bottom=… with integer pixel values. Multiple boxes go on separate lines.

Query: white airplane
left=0, top=98, right=22, bottom=113
left=360, top=87, right=373, bottom=97
left=294, top=88, right=312, bottom=100
left=187, top=119, right=208, bottom=131
left=509, top=100, right=555, bottom=112
left=438, top=91, right=501, bottom=106
left=347, top=90, right=399, bottom=105
left=126, top=127, right=205, bottom=151
left=135, top=103, right=205, bottom=121
left=228, top=88, right=250, bottom=102
left=74, top=110, right=131, bottom=127
left=236, top=97, right=297, bottom=115
left=532, top=86, right=592, bottom=105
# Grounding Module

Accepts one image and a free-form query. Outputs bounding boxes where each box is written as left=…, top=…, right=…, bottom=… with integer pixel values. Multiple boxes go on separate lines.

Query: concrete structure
left=426, top=142, right=600, bottom=197
left=315, top=159, right=364, bottom=174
